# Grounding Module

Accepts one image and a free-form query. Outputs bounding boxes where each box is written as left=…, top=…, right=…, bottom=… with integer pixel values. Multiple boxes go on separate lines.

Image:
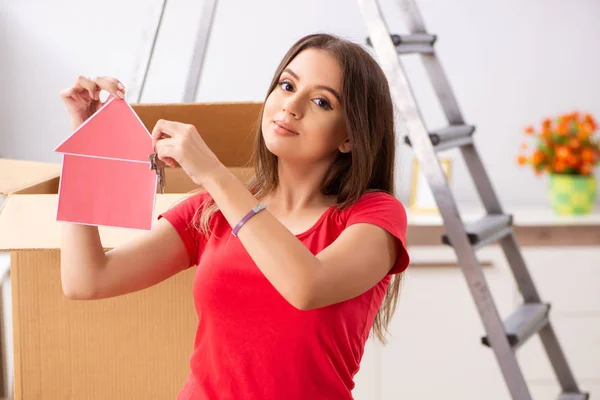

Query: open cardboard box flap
left=0, top=158, right=61, bottom=196
left=132, top=102, right=263, bottom=167
left=0, top=193, right=191, bottom=251
left=0, top=158, right=61, bottom=209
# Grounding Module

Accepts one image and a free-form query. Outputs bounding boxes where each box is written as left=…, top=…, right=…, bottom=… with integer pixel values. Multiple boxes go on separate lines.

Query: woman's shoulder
left=347, top=190, right=405, bottom=211
left=328, top=190, right=407, bottom=226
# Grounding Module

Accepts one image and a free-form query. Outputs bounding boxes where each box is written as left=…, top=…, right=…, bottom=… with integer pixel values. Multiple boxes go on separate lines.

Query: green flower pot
left=549, top=173, right=597, bottom=215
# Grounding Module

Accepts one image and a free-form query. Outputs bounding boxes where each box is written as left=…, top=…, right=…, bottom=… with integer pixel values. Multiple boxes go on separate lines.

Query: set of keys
left=149, top=153, right=166, bottom=194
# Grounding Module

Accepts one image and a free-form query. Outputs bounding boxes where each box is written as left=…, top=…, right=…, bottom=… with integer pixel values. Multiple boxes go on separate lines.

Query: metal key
left=149, top=153, right=166, bottom=194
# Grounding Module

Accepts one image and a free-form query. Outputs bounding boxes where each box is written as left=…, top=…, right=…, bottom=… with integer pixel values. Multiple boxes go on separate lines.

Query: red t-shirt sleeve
left=157, top=191, right=212, bottom=268
left=345, top=192, right=410, bottom=275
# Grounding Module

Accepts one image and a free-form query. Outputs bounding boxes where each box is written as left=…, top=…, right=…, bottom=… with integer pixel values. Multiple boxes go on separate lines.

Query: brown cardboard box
left=134, top=102, right=262, bottom=194
left=0, top=158, right=62, bottom=397
left=0, top=103, right=263, bottom=399
left=0, top=194, right=195, bottom=399
left=0, top=158, right=62, bottom=209
left=132, top=102, right=262, bottom=168
left=163, top=166, right=254, bottom=194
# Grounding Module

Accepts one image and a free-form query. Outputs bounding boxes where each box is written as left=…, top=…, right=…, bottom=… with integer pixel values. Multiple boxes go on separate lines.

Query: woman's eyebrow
left=283, top=68, right=342, bottom=103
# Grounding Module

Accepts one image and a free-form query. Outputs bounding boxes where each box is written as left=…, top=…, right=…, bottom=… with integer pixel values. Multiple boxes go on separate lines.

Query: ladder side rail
left=395, top=0, right=465, bottom=125
left=539, top=324, right=582, bottom=393
left=355, top=1, right=532, bottom=398
left=183, top=0, right=219, bottom=102
left=396, top=0, right=506, bottom=213
left=126, top=0, right=169, bottom=103
left=500, top=236, right=582, bottom=393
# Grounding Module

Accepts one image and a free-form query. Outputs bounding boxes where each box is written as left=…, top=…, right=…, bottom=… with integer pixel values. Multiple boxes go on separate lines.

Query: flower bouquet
left=517, top=112, right=599, bottom=214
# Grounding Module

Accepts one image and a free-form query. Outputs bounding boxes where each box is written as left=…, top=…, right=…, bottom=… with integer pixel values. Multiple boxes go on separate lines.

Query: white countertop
left=407, top=205, right=600, bottom=227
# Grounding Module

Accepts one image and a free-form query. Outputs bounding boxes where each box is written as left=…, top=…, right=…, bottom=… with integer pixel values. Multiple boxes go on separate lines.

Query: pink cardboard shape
left=55, top=98, right=158, bottom=230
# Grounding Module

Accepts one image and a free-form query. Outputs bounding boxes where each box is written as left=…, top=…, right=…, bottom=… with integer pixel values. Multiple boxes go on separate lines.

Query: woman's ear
left=339, top=138, right=352, bottom=154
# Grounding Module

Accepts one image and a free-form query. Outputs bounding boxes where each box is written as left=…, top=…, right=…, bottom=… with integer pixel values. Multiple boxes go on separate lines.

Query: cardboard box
left=134, top=102, right=262, bottom=194
left=132, top=102, right=262, bottom=168
left=0, top=158, right=62, bottom=397
left=0, top=158, right=61, bottom=209
left=0, top=103, right=263, bottom=399
left=164, top=165, right=254, bottom=194
left=0, top=194, right=194, bottom=399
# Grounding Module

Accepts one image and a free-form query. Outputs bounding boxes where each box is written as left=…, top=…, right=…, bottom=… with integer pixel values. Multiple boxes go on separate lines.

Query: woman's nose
left=282, top=95, right=301, bottom=118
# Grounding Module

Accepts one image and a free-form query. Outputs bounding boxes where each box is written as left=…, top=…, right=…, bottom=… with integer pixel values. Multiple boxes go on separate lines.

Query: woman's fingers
left=151, top=119, right=182, bottom=150
left=74, top=76, right=99, bottom=100
left=155, top=138, right=177, bottom=167
left=59, top=87, right=77, bottom=101
left=60, top=86, right=91, bottom=103
left=67, top=76, right=126, bottom=104
left=91, top=76, right=125, bottom=99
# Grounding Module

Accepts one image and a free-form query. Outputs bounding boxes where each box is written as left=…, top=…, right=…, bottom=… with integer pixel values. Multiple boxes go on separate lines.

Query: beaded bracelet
left=231, top=203, right=267, bottom=237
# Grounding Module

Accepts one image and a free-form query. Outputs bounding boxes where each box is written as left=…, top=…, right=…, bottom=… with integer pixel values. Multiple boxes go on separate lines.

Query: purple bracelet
left=231, top=203, right=267, bottom=237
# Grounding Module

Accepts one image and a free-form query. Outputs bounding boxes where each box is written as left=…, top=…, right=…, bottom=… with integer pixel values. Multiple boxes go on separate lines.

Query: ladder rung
left=442, top=214, right=512, bottom=249
left=481, top=303, right=550, bottom=349
left=366, top=33, right=436, bottom=54
left=404, top=124, right=475, bottom=151
left=558, top=393, right=589, bottom=400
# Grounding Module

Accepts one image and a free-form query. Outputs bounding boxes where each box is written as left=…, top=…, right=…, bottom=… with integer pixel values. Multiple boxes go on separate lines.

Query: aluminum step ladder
left=130, top=0, right=589, bottom=398
left=359, top=0, right=588, bottom=399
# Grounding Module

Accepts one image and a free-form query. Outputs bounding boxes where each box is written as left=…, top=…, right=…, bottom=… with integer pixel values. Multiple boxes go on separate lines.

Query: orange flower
left=584, top=113, right=597, bottom=130
left=557, top=122, right=569, bottom=136
left=517, top=154, right=528, bottom=165
left=566, top=153, right=580, bottom=168
left=553, top=160, right=566, bottom=173
left=582, top=148, right=596, bottom=163
left=524, top=125, right=535, bottom=135
left=578, top=128, right=591, bottom=140
left=568, top=137, right=581, bottom=149
left=541, top=126, right=550, bottom=137
left=555, top=146, right=571, bottom=161
left=532, top=150, right=545, bottom=166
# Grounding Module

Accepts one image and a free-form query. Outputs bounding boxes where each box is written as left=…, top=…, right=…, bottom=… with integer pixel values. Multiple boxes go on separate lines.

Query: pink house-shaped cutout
left=54, top=97, right=158, bottom=230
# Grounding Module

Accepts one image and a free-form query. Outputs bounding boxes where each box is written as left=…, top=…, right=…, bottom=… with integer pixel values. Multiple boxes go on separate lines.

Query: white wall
left=2, top=0, right=600, bottom=207
left=2, top=2, right=600, bottom=398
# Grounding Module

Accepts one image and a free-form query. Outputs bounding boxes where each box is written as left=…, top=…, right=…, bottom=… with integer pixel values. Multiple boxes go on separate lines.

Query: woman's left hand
left=151, top=119, right=224, bottom=187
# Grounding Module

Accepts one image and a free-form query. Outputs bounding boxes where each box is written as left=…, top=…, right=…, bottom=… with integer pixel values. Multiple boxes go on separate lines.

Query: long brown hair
left=194, top=33, right=402, bottom=344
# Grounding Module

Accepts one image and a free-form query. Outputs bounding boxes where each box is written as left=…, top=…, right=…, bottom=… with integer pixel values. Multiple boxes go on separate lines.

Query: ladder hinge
left=366, top=33, right=436, bottom=54
left=404, top=124, right=475, bottom=152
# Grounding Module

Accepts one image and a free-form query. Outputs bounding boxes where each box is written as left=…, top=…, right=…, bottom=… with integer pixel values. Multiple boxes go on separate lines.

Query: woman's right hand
left=60, top=76, right=126, bottom=129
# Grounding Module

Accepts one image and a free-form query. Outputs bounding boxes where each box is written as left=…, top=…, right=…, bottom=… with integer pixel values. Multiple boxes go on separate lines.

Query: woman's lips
left=273, top=120, right=299, bottom=135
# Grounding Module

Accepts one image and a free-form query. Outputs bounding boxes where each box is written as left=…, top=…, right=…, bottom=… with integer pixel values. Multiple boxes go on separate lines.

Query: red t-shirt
left=158, top=190, right=410, bottom=400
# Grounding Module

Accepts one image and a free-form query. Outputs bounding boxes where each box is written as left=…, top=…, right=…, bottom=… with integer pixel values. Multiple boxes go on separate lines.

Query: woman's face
left=261, top=48, right=350, bottom=164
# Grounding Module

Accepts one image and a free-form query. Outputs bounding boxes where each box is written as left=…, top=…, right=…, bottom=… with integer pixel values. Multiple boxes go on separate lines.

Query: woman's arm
left=60, top=218, right=190, bottom=300
left=202, top=165, right=398, bottom=310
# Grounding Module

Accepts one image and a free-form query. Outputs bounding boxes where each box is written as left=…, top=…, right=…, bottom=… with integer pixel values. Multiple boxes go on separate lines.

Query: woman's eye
left=314, top=98, right=332, bottom=110
left=280, top=80, right=293, bottom=91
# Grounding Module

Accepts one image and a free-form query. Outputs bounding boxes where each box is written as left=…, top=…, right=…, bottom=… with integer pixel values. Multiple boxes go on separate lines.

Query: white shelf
left=407, top=205, right=600, bottom=227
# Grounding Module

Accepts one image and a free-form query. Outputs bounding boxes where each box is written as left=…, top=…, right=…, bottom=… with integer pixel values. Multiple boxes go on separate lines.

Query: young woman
left=60, top=33, right=410, bottom=399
